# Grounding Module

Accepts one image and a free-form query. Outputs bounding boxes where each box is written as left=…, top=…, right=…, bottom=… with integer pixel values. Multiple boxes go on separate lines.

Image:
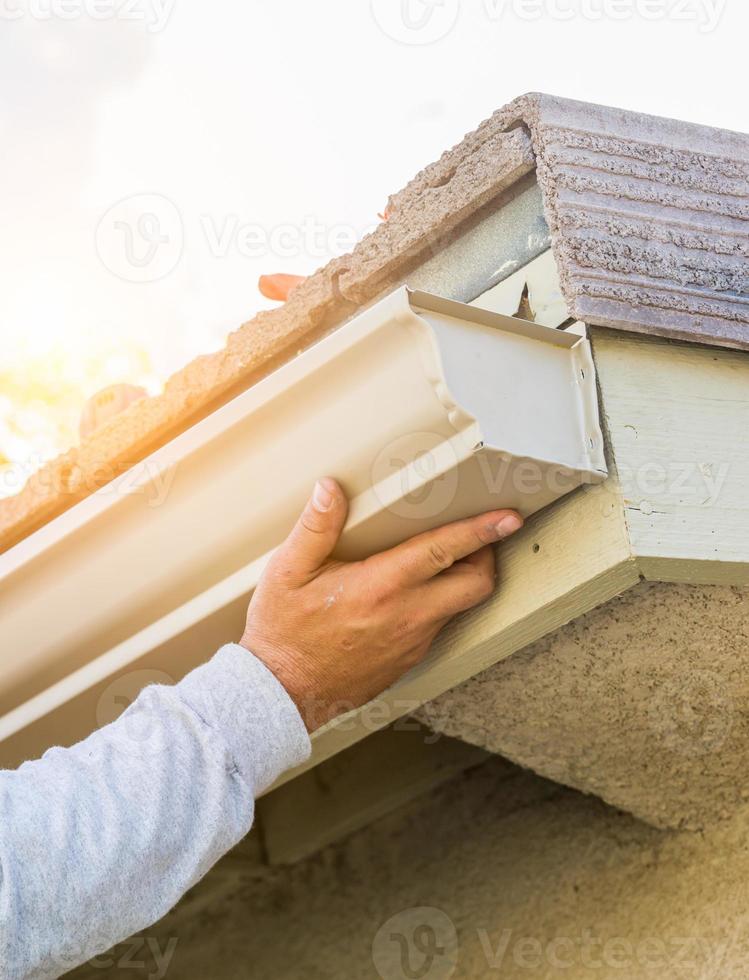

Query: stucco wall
left=70, top=752, right=749, bottom=980
left=417, top=580, right=749, bottom=830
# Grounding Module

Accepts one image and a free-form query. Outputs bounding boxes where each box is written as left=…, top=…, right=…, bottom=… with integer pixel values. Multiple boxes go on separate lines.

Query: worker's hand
left=240, top=478, right=523, bottom=732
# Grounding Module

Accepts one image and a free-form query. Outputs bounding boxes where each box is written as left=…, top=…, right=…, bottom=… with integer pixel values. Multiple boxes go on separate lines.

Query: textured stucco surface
left=69, top=756, right=749, bottom=980
left=4, top=93, right=747, bottom=553
left=415, top=580, right=749, bottom=831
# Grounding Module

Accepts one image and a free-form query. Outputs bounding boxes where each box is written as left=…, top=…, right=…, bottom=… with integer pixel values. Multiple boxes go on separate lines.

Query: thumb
left=275, top=478, right=348, bottom=582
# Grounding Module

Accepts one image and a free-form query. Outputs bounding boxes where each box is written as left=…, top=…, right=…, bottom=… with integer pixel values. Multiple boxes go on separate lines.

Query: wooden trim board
left=591, top=328, right=749, bottom=584
left=258, top=724, right=490, bottom=865
left=270, top=327, right=749, bottom=790
left=271, top=478, right=638, bottom=790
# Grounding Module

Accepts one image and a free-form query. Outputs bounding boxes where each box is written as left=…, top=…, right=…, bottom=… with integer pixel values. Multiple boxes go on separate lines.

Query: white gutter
left=0, top=286, right=606, bottom=766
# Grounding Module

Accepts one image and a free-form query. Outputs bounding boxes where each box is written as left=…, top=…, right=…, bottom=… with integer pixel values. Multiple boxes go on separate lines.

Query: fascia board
left=0, top=287, right=606, bottom=765
left=470, top=249, right=570, bottom=329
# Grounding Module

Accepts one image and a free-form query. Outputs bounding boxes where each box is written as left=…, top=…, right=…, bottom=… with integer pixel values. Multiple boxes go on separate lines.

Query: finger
left=380, top=510, right=523, bottom=586
left=273, top=478, right=348, bottom=583
left=258, top=273, right=306, bottom=302
left=417, top=547, right=497, bottom=619
left=455, top=544, right=496, bottom=578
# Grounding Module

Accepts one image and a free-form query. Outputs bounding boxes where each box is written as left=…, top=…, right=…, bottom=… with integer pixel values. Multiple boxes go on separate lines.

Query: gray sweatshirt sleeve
left=0, top=643, right=311, bottom=980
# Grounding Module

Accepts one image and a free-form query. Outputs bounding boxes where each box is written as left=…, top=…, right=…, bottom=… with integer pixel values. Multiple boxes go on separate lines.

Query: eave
left=0, top=280, right=606, bottom=766
left=3, top=92, right=747, bottom=555
left=1, top=252, right=747, bottom=790
left=279, top=316, right=749, bottom=793
left=0, top=92, right=746, bottom=819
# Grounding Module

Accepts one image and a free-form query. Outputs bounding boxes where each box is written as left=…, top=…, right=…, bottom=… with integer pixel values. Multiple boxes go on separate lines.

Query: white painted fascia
left=471, top=249, right=569, bottom=327
left=0, top=286, right=606, bottom=765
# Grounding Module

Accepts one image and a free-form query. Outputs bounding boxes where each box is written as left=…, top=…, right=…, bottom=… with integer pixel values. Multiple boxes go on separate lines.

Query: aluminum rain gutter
left=0, top=286, right=606, bottom=766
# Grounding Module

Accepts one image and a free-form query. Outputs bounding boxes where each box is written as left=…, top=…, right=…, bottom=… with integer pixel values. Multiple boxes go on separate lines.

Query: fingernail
left=312, top=479, right=335, bottom=512
left=495, top=514, right=523, bottom=539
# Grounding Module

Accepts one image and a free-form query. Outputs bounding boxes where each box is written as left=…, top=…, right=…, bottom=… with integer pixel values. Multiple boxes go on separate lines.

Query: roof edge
left=3, top=92, right=748, bottom=551
left=0, top=120, right=536, bottom=552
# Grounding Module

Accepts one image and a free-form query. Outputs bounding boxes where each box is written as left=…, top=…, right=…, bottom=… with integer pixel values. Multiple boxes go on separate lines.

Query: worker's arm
left=0, top=479, right=522, bottom=979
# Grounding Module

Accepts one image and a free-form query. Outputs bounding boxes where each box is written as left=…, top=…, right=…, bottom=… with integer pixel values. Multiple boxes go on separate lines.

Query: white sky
left=1, top=0, right=746, bottom=475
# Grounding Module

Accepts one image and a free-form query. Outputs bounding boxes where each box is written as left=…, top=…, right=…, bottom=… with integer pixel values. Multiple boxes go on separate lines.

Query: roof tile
left=3, top=94, right=748, bottom=550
